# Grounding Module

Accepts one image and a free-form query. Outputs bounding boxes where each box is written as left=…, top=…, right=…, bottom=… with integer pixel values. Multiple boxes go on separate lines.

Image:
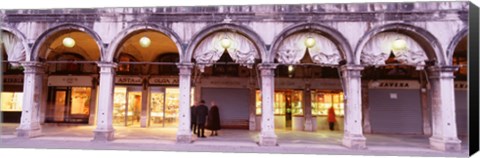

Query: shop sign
left=2, top=75, right=24, bottom=85
left=310, top=79, right=342, bottom=90
left=275, top=78, right=303, bottom=89
left=454, top=82, right=468, bottom=90
left=115, top=76, right=143, bottom=84
left=149, top=77, right=179, bottom=85
left=48, top=76, right=92, bottom=86
left=201, top=77, right=249, bottom=88
left=369, top=80, right=420, bottom=89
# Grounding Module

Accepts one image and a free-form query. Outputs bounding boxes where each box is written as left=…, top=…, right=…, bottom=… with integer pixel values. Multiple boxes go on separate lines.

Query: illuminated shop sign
left=149, top=77, right=179, bottom=85
left=115, top=76, right=143, bottom=84
left=454, top=82, right=467, bottom=90
left=369, top=80, right=420, bottom=89
left=48, top=76, right=93, bottom=86
left=2, top=75, right=24, bottom=85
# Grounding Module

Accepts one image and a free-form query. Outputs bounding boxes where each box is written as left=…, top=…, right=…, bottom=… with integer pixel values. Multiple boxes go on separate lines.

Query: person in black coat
left=206, top=101, right=221, bottom=136
left=190, top=102, right=198, bottom=134
left=195, top=100, right=209, bottom=138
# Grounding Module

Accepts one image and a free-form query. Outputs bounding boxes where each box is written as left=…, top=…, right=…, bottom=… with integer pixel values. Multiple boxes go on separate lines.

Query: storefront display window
left=255, top=90, right=303, bottom=115
left=1, top=92, right=23, bottom=111
left=149, top=87, right=194, bottom=127
left=255, top=91, right=262, bottom=115
left=311, top=91, right=344, bottom=116
left=290, top=91, right=303, bottom=115
left=70, top=87, right=91, bottom=115
left=164, top=88, right=179, bottom=125
left=113, top=87, right=127, bottom=125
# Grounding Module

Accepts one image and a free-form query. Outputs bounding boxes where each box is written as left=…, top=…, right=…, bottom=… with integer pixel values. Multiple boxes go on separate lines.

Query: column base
left=342, top=134, right=367, bottom=149
left=429, top=136, right=461, bottom=152
left=140, top=116, right=148, bottom=128
left=259, top=134, right=278, bottom=146
left=304, top=118, right=313, bottom=131
left=16, top=128, right=42, bottom=138
left=93, top=129, right=115, bottom=142
left=176, top=134, right=193, bottom=143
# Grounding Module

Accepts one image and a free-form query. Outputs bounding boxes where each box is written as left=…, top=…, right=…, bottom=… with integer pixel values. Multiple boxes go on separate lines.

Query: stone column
left=258, top=64, right=277, bottom=146
left=16, top=62, right=44, bottom=138
left=249, top=83, right=257, bottom=131
left=427, top=66, right=461, bottom=151
left=420, top=76, right=432, bottom=135
left=93, top=62, right=117, bottom=141
left=176, top=63, right=194, bottom=143
left=303, top=82, right=313, bottom=131
left=340, top=65, right=366, bottom=149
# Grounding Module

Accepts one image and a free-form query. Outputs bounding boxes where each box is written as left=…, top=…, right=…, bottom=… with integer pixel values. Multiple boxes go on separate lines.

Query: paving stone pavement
left=0, top=123, right=469, bottom=157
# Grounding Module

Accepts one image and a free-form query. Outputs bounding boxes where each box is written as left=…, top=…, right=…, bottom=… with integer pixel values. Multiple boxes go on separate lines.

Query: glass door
left=127, top=91, right=142, bottom=126
left=53, top=90, right=67, bottom=122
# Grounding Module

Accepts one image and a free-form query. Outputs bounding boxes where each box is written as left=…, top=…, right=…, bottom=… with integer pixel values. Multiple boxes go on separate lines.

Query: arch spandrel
left=276, top=32, right=341, bottom=65
left=193, top=31, right=259, bottom=72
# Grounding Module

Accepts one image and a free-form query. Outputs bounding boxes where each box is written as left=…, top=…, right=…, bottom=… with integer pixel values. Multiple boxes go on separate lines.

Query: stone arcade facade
left=0, top=2, right=468, bottom=152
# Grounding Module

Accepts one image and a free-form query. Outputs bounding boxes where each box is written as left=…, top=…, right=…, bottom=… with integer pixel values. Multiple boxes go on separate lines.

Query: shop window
left=70, top=87, right=91, bottom=115
left=255, top=90, right=303, bottom=115
left=55, top=53, right=84, bottom=73
left=157, top=53, right=179, bottom=76
left=311, top=91, right=344, bottom=116
left=1, top=92, right=23, bottom=111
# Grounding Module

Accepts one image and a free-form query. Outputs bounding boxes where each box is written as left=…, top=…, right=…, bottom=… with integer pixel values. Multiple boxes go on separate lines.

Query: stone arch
left=270, top=22, right=353, bottom=64
left=185, top=23, right=268, bottom=63
left=1, top=24, right=31, bottom=62
left=105, top=23, right=184, bottom=62
left=354, top=23, right=445, bottom=65
left=447, top=27, right=468, bottom=64
left=31, top=23, right=104, bottom=61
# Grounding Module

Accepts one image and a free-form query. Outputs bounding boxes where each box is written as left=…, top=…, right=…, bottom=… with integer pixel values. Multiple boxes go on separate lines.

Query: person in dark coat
left=206, top=101, right=221, bottom=136
left=195, top=100, right=209, bottom=138
left=190, top=102, right=198, bottom=134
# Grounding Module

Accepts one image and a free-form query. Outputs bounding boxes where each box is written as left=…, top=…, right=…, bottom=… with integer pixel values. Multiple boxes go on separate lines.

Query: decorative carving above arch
left=193, top=32, right=259, bottom=72
left=276, top=33, right=341, bottom=65
left=361, top=32, right=428, bottom=69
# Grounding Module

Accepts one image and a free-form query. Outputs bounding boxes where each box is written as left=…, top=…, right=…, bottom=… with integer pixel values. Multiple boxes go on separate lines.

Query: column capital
left=97, top=62, right=117, bottom=68
left=427, top=65, right=459, bottom=73
left=176, top=62, right=194, bottom=69
left=257, top=63, right=277, bottom=70
left=340, top=65, right=364, bottom=72
left=427, top=65, right=459, bottom=79
left=21, top=62, right=45, bottom=74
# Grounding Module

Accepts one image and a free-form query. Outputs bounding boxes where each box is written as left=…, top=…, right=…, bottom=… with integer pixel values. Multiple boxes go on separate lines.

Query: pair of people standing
left=191, top=100, right=221, bottom=138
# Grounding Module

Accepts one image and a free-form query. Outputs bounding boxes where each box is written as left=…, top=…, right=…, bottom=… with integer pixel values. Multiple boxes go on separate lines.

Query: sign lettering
left=2, top=75, right=24, bottom=85
left=115, top=76, right=143, bottom=84
left=149, top=77, right=179, bottom=85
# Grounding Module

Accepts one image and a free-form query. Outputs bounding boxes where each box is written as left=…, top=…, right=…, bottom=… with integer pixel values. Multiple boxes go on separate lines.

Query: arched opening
left=271, top=31, right=345, bottom=134
left=360, top=31, right=431, bottom=135
left=452, top=36, right=467, bottom=138
left=1, top=30, right=26, bottom=123
left=190, top=29, right=262, bottom=132
left=110, top=29, right=183, bottom=128
left=34, top=29, right=101, bottom=125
